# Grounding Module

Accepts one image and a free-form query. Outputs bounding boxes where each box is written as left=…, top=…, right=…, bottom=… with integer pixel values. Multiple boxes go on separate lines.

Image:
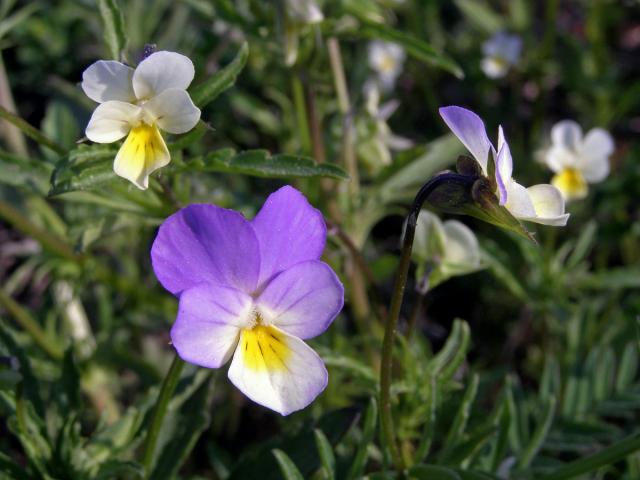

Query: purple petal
left=257, top=260, right=344, bottom=340
left=151, top=204, right=260, bottom=295
left=171, top=283, right=253, bottom=368
left=439, top=106, right=492, bottom=172
left=251, top=186, right=327, bottom=289
left=495, top=126, right=513, bottom=205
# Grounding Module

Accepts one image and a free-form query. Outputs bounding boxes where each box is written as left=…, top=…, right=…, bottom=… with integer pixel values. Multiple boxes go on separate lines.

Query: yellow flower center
left=552, top=167, right=588, bottom=201
left=379, top=54, right=397, bottom=74
left=240, top=323, right=291, bottom=372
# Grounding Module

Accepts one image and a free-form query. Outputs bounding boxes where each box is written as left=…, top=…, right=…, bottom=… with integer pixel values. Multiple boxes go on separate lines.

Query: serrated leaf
left=191, top=149, right=349, bottom=180
left=49, top=145, right=118, bottom=195
left=191, top=42, right=249, bottom=108
left=97, top=0, right=127, bottom=60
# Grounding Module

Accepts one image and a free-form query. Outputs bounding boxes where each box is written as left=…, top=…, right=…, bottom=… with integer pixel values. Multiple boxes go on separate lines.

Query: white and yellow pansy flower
left=544, top=120, right=614, bottom=201
left=368, top=41, right=406, bottom=90
left=82, top=51, right=201, bottom=189
left=481, top=32, right=522, bottom=79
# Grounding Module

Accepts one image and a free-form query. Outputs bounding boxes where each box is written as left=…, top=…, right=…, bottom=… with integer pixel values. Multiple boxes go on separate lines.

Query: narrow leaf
left=347, top=398, right=377, bottom=480
left=272, top=449, right=305, bottom=480
left=97, top=0, right=127, bottom=60
left=314, top=429, right=335, bottom=480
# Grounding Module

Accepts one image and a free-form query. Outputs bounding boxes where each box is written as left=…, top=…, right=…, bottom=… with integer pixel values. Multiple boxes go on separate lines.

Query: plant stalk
left=142, top=353, right=185, bottom=478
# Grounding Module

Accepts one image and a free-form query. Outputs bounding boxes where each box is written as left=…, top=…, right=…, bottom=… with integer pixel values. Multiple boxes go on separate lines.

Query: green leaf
left=353, top=21, right=463, bottom=79
left=453, top=0, right=504, bottom=34
left=0, top=150, right=52, bottom=194
left=346, top=398, right=377, bottom=480
left=191, top=42, right=249, bottom=108
left=49, top=144, right=118, bottom=195
left=314, top=429, right=335, bottom=480
left=408, top=465, right=461, bottom=480
left=190, top=149, right=349, bottom=180
left=272, top=449, right=305, bottom=480
left=0, top=105, right=65, bottom=154
left=616, top=343, right=639, bottom=393
left=228, top=408, right=359, bottom=480
left=517, top=396, right=556, bottom=468
left=441, top=374, right=480, bottom=456
left=576, top=267, right=640, bottom=290
left=428, top=319, right=471, bottom=387
left=97, top=0, right=127, bottom=60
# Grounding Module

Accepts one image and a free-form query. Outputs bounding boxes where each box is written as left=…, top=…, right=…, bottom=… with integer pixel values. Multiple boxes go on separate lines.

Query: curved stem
left=379, top=175, right=450, bottom=472
left=142, top=354, right=185, bottom=478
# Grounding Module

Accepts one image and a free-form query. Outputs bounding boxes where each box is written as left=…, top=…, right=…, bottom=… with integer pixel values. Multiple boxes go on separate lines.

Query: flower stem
left=142, top=353, right=185, bottom=478
left=379, top=176, right=448, bottom=473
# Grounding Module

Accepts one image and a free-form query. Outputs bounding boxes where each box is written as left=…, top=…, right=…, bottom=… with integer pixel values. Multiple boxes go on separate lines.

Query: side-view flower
left=440, top=106, right=569, bottom=226
left=82, top=51, right=201, bottom=189
left=151, top=186, right=344, bottom=415
left=543, top=120, right=614, bottom=201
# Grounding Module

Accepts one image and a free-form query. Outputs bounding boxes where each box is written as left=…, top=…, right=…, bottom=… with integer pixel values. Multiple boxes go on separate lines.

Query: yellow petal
left=551, top=168, right=588, bottom=201
left=240, top=325, right=291, bottom=372
left=113, top=123, right=170, bottom=190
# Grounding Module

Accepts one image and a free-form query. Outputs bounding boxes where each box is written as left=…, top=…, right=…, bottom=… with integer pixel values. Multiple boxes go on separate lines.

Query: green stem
left=142, top=354, right=185, bottom=478
left=0, top=200, right=80, bottom=262
left=0, top=105, right=65, bottom=155
left=379, top=176, right=445, bottom=473
left=292, top=74, right=312, bottom=155
left=0, top=288, right=63, bottom=360
left=540, top=433, right=640, bottom=480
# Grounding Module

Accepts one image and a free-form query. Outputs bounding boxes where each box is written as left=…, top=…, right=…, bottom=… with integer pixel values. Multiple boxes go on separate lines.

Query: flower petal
left=504, top=180, right=536, bottom=219
left=151, top=204, right=260, bottom=296
left=82, top=60, right=135, bottom=103
left=525, top=184, right=569, bottom=226
left=442, top=220, right=481, bottom=267
left=113, top=123, right=170, bottom=189
left=143, top=88, right=201, bottom=134
left=251, top=186, right=326, bottom=289
left=552, top=168, right=588, bottom=201
left=578, top=128, right=613, bottom=183
left=85, top=101, right=140, bottom=143
left=257, top=261, right=343, bottom=340
left=171, top=283, right=253, bottom=368
left=132, top=51, right=195, bottom=100
left=551, top=120, right=583, bottom=150
left=228, top=326, right=328, bottom=415
left=495, top=126, right=513, bottom=205
left=439, top=106, right=492, bottom=173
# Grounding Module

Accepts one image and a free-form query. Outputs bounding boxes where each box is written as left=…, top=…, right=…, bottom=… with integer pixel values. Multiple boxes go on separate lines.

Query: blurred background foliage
left=1, top=0, right=640, bottom=478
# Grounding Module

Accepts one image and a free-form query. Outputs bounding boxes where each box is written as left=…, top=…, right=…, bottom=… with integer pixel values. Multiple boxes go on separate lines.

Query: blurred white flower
left=481, top=32, right=522, bottom=79
left=368, top=41, right=406, bottom=90
left=284, top=0, right=324, bottom=65
left=82, top=51, right=200, bottom=189
left=286, top=0, right=324, bottom=24
left=358, top=82, right=413, bottom=169
left=412, top=210, right=484, bottom=289
left=544, top=120, right=614, bottom=201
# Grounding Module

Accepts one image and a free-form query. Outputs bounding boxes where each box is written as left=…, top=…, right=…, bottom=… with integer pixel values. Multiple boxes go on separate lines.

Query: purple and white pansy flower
left=440, top=106, right=569, bottom=226
left=151, top=186, right=344, bottom=415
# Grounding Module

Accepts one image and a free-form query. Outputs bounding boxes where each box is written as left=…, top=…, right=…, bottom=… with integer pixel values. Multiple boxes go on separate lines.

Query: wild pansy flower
left=358, top=82, right=413, bottom=171
left=543, top=120, right=614, bottom=201
left=82, top=51, right=201, bottom=189
left=440, top=106, right=569, bottom=226
left=413, top=210, right=483, bottom=289
left=481, top=32, right=522, bottom=79
left=368, top=41, right=406, bottom=90
left=151, top=186, right=344, bottom=415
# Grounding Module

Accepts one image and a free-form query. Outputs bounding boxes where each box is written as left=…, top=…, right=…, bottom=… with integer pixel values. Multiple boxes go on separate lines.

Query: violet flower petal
left=439, top=106, right=493, bottom=173
left=151, top=204, right=260, bottom=295
left=257, top=260, right=344, bottom=340
left=251, top=186, right=326, bottom=289
left=171, top=283, right=253, bottom=368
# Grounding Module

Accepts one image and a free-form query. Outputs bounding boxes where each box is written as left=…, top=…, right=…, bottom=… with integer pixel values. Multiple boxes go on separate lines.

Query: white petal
left=504, top=180, right=536, bottom=219
left=578, top=128, right=613, bottom=183
left=81, top=60, right=135, bottom=103
left=286, top=0, right=324, bottom=23
left=481, top=57, right=508, bottom=79
left=132, top=51, right=195, bottom=100
left=113, top=123, right=170, bottom=189
left=143, top=88, right=201, bottom=134
left=413, top=210, right=446, bottom=261
left=228, top=326, right=328, bottom=415
left=551, top=120, right=583, bottom=150
left=442, top=220, right=481, bottom=267
left=521, top=184, right=570, bottom=226
left=544, top=145, right=577, bottom=172
left=85, top=101, right=140, bottom=143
